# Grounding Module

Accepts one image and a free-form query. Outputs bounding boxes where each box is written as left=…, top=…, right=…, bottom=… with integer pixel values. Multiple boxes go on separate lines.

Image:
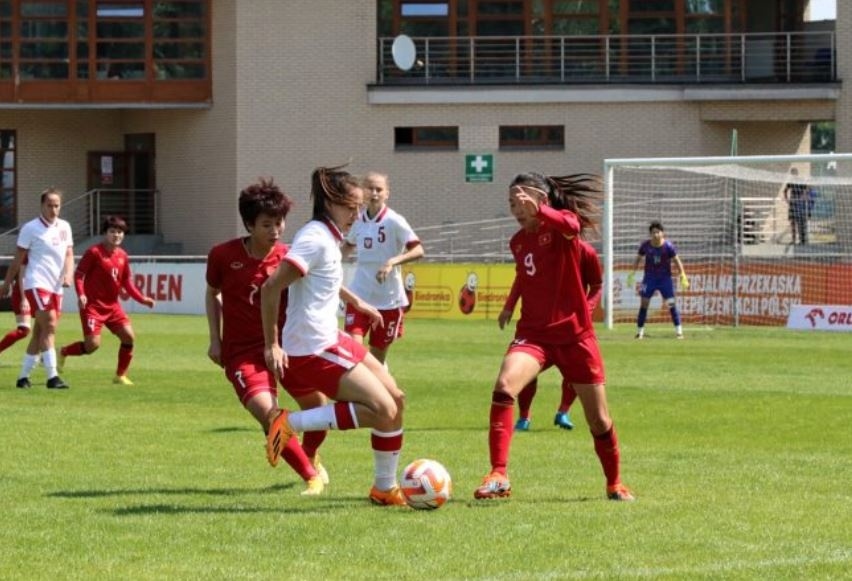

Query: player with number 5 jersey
left=343, top=171, right=424, bottom=364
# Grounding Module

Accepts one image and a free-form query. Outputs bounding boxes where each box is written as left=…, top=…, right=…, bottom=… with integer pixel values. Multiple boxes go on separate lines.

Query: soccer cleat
left=312, top=455, right=330, bottom=485
left=46, top=376, right=69, bottom=389
left=676, top=332, right=684, bottom=339
left=300, top=476, right=325, bottom=496
left=16, top=377, right=31, bottom=389
left=514, top=418, right=531, bottom=431
left=113, top=375, right=134, bottom=385
left=554, top=411, right=574, bottom=430
left=57, top=351, right=66, bottom=372
left=473, top=471, right=512, bottom=499
left=369, top=485, right=408, bottom=506
left=606, top=483, right=636, bottom=502
left=265, top=409, right=295, bottom=468
left=634, top=333, right=644, bottom=340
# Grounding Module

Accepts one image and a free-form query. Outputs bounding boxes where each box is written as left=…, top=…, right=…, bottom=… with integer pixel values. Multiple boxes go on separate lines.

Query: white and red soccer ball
left=400, top=459, right=452, bottom=510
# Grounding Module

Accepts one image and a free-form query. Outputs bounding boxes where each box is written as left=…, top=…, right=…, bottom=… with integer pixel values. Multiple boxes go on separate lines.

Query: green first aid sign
left=465, top=154, right=493, bottom=183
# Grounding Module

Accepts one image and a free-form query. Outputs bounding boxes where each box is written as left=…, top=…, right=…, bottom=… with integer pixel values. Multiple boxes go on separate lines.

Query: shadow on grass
left=47, top=482, right=295, bottom=499
left=209, top=426, right=256, bottom=434
left=108, top=503, right=338, bottom=516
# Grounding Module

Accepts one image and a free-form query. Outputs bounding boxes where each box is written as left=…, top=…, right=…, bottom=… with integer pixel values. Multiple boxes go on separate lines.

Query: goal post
left=602, top=152, right=852, bottom=330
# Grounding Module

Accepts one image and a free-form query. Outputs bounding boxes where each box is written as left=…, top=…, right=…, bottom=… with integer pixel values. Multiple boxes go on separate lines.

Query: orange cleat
left=265, top=409, right=295, bottom=468
left=606, top=483, right=636, bottom=502
left=369, top=485, right=408, bottom=507
left=473, top=471, right=512, bottom=499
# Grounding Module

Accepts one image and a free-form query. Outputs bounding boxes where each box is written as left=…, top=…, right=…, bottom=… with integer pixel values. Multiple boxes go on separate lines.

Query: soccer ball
left=400, top=459, right=452, bottom=510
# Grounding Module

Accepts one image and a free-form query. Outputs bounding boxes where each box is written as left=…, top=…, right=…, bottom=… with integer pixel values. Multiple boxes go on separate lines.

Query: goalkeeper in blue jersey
left=626, top=221, right=689, bottom=339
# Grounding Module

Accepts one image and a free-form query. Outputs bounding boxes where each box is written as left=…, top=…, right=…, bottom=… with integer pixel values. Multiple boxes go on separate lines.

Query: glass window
left=553, top=0, right=599, bottom=14
left=96, top=3, right=144, bottom=18
left=0, top=129, right=16, bottom=230
left=629, top=0, right=675, bottom=12
left=401, top=3, right=449, bottom=17
left=21, top=1, right=67, bottom=17
left=686, top=0, right=723, bottom=15
left=499, top=125, right=564, bottom=149
left=395, top=126, right=458, bottom=149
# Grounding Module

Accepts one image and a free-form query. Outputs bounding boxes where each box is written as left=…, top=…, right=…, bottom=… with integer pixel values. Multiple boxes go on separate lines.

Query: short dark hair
left=238, top=177, right=293, bottom=229
left=40, top=187, right=62, bottom=204
left=101, top=215, right=128, bottom=233
left=649, top=221, right=664, bottom=232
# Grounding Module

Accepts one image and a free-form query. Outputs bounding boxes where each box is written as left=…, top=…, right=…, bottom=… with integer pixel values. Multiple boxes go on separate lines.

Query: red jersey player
left=505, top=239, right=603, bottom=432
left=0, top=260, right=32, bottom=358
left=58, top=216, right=155, bottom=384
left=206, top=178, right=328, bottom=496
left=474, top=172, right=634, bottom=502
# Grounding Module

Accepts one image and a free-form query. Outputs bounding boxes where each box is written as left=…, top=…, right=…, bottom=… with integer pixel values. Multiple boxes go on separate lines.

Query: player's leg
left=59, top=307, right=103, bottom=371
left=635, top=294, right=651, bottom=339
left=554, top=380, right=576, bottom=430
left=0, top=313, right=31, bottom=355
left=267, top=333, right=406, bottom=505
left=111, top=319, right=137, bottom=384
left=474, top=344, right=542, bottom=499
left=28, top=291, right=67, bottom=388
left=515, top=378, right=537, bottom=431
left=16, top=316, right=41, bottom=388
left=367, top=307, right=403, bottom=367
left=292, top=390, right=331, bottom=485
left=660, top=279, right=683, bottom=338
left=559, top=337, right=633, bottom=501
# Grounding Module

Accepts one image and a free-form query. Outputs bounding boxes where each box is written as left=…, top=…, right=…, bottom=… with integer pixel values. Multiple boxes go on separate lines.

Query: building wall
left=1, top=0, right=842, bottom=256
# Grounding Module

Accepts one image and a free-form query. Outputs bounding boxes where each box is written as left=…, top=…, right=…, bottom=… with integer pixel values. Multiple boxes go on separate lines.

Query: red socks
left=593, top=425, right=622, bottom=486
left=516, top=379, right=537, bottom=420
left=0, top=326, right=29, bottom=353
left=488, top=391, right=515, bottom=475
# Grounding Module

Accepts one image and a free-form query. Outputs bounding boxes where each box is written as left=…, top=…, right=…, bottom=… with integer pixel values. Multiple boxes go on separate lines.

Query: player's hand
left=626, top=272, right=635, bottom=288
left=498, top=309, right=512, bottom=330
left=264, top=344, right=288, bottom=380
left=364, top=305, right=384, bottom=329
left=207, top=342, right=223, bottom=367
left=375, top=263, right=393, bottom=283
left=143, top=297, right=156, bottom=309
left=680, top=273, right=689, bottom=290
left=0, top=281, right=8, bottom=298
left=78, top=295, right=88, bottom=309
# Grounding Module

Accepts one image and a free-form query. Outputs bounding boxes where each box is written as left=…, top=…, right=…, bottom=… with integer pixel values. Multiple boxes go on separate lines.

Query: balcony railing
left=378, top=31, right=836, bottom=85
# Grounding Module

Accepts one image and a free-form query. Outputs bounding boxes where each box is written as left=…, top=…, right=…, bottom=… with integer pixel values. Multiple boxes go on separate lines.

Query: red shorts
left=11, top=288, right=31, bottom=317
left=225, top=352, right=278, bottom=407
left=508, top=334, right=606, bottom=385
left=25, top=288, right=62, bottom=314
left=282, top=331, right=368, bottom=399
left=343, top=304, right=404, bottom=350
left=79, top=303, right=130, bottom=337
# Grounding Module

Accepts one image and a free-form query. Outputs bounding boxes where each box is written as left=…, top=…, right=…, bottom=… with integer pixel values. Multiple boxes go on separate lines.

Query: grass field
left=1, top=314, right=850, bottom=580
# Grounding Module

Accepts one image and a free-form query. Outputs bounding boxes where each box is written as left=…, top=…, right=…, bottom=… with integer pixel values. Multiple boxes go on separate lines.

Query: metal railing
left=378, top=31, right=836, bottom=85
left=0, top=188, right=160, bottom=249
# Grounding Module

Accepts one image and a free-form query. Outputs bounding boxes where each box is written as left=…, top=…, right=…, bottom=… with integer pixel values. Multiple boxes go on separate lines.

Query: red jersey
left=206, top=238, right=288, bottom=364
left=74, top=243, right=146, bottom=310
left=510, top=204, right=593, bottom=344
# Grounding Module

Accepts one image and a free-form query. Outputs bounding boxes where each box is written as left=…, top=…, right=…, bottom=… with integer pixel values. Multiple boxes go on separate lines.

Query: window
left=395, top=126, right=458, bottom=150
left=499, top=125, right=564, bottom=150
left=19, top=0, right=69, bottom=79
left=1, top=129, right=16, bottom=229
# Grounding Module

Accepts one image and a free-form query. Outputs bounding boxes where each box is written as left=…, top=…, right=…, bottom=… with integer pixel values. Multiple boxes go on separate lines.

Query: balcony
left=377, top=31, right=836, bottom=86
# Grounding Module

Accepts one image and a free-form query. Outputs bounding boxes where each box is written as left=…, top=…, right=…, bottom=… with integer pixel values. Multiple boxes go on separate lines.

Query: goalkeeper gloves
left=680, top=273, right=689, bottom=290
left=626, top=272, right=635, bottom=288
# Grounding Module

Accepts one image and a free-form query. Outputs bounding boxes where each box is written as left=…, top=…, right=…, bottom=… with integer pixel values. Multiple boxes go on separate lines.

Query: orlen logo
left=805, top=308, right=825, bottom=328
left=827, top=310, right=852, bottom=325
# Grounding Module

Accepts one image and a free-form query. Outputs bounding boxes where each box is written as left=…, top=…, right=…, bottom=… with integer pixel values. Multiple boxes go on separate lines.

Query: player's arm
left=61, top=244, right=74, bottom=288
left=377, top=241, right=424, bottom=283
left=626, top=253, right=642, bottom=288
left=673, top=255, right=689, bottom=289
left=499, top=276, right=521, bottom=330
left=340, top=285, right=383, bottom=329
left=586, top=283, right=603, bottom=312
left=537, top=203, right=581, bottom=237
left=0, top=247, right=27, bottom=298
left=120, top=263, right=155, bottom=308
left=261, top=260, right=301, bottom=377
left=205, top=284, right=224, bottom=367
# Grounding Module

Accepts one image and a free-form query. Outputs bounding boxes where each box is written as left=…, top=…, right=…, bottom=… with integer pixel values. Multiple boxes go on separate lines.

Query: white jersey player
left=343, top=172, right=424, bottom=363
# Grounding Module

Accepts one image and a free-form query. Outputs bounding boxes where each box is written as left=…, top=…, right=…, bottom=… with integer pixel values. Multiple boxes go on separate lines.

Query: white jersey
left=282, top=219, right=344, bottom=356
left=17, top=216, right=74, bottom=294
left=345, top=206, right=420, bottom=310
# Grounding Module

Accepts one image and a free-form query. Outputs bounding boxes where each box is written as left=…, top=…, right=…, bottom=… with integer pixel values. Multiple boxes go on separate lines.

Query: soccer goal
left=602, top=152, right=852, bottom=329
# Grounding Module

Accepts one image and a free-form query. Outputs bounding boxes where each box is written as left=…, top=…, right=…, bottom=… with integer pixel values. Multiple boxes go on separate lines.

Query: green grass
left=1, top=315, right=850, bottom=580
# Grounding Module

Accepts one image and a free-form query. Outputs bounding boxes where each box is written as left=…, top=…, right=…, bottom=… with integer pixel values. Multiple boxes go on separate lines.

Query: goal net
left=603, top=153, right=852, bottom=329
